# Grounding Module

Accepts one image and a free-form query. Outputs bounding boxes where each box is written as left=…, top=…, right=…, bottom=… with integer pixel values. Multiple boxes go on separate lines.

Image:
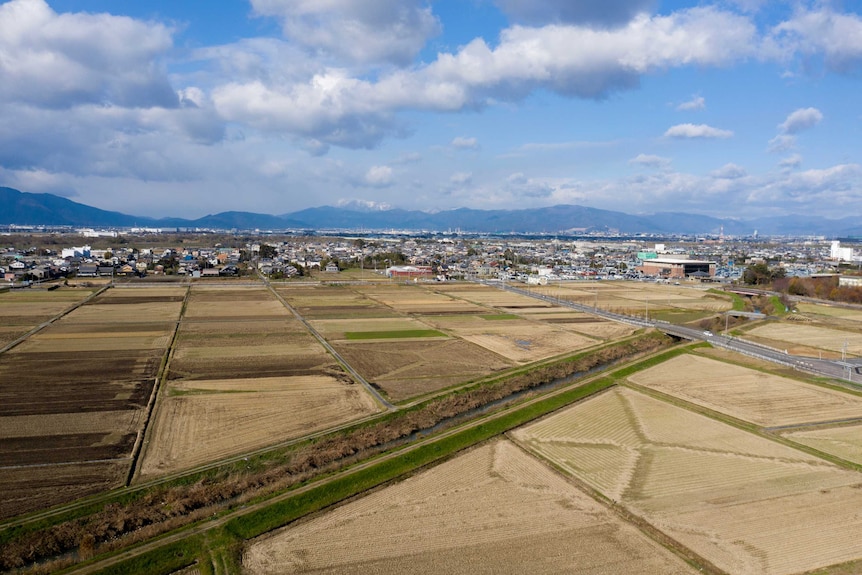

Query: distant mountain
left=1, top=186, right=859, bottom=236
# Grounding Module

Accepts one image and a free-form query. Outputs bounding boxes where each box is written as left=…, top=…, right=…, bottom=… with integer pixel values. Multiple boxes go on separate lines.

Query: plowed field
left=243, top=440, right=697, bottom=575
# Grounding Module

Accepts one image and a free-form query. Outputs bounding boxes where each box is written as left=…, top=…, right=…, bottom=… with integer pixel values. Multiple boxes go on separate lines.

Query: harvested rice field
left=0, top=286, right=183, bottom=518
left=453, top=321, right=597, bottom=363
left=139, top=375, right=379, bottom=478
left=513, top=387, right=862, bottom=575
left=627, top=354, right=862, bottom=427
left=184, top=287, right=288, bottom=319
left=333, top=339, right=513, bottom=401
left=745, top=323, right=862, bottom=357
left=527, top=282, right=732, bottom=315
left=784, top=424, right=862, bottom=466
left=795, top=302, right=862, bottom=321
left=243, top=440, right=697, bottom=575
left=0, top=287, right=96, bottom=345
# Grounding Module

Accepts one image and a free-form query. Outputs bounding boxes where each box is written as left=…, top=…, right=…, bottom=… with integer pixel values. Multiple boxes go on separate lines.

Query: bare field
left=0, top=286, right=182, bottom=519
left=139, top=376, right=380, bottom=478
left=784, top=424, right=862, bottom=466
left=746, top=323, right=862, bottom=356
left=0, top=461, right=128, bottom=519
left=244, top=440, right=697, bottom=575
left=627, top=354, right=862, bottom=427
left=513, top=387, right=862, bottom=575
left=436, top=285, right=556, bottom=309
left=65, top=301, right=183, bottom=323
left=456, top=322, right=597, bottom=363
left=334, top=339, right=512, bottom=401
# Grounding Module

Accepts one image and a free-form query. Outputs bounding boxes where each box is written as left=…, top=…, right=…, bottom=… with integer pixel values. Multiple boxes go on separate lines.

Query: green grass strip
left=344, top=329, right=445, bottom=340
left=480, top=314, right=520, bottom=320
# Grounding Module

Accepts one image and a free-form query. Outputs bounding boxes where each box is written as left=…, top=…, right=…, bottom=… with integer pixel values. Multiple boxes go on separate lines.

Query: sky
left=1, top=0, right=861, bottom=220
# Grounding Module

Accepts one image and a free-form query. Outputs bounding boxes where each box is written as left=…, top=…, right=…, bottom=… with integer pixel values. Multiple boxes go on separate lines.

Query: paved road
left=485, top=280, right=860, bottom=385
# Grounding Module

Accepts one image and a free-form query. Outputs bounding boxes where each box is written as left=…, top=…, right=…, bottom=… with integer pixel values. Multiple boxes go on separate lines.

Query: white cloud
left=769, top=9, right=862, bottom=72
left=664, top=123, right=733, bottom=139
left=779, top=107, right=823, bottom=134
left=451, top=136, right=479, bottom=150
left=629, top=153, right=670, bottom=168
left=450, top=172, right=473, bottom=185
left=249, top=0, right=441, bottom=66
left=676, top=95, right=705, bottom=111
left=0, top=0, right=176, bottom=109
left=779, top=154, right=803, bottom=169
left=711, top=163, right=747, bottom=179
left=211, top=7, right=758, bottom=148
left=767, top=134, right=796, bottom=153
left=363, top=165, right=394, bottom=187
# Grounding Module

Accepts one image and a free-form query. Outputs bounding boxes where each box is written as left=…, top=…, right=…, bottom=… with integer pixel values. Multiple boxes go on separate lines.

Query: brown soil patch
left=243, top=440, right=697, bottom=575
left=139, top=376, right=380, bottom=478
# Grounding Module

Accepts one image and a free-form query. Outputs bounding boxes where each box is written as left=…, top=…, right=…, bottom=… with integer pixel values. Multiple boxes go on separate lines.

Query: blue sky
left=1, top=0, right=861, bottom=219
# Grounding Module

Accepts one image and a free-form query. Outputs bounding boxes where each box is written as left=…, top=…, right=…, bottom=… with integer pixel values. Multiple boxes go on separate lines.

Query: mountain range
left=2, top=187, right=860, bottom=237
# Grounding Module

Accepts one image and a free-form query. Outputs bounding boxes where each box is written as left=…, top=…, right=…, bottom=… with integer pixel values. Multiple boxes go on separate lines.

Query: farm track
left=127, top=286, right=192, bottom=485
left=0, top=286, right=109, bottom=355
left=261, top=277, right=396, bottom=410
left=58, top=342, right=683, bottom=575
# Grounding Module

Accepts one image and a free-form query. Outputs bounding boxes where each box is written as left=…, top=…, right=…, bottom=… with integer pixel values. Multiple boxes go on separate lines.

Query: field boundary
left=127, top=286, right=192, bottom=485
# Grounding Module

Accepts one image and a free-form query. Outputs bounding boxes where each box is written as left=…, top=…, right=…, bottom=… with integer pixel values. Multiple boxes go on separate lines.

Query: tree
left=258, top=244, right=277, bottom=259
left=742, top=263, right=784, bottom=286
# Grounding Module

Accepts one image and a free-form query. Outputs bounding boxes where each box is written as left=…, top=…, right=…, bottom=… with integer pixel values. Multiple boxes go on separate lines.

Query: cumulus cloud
left=629, top=153, right=670, bottom=168
left=779, top=107, right=823, bottom=134
left=711, top=163, right=747, bottom=179
left=779, top=154, right=803, bottom=169
left=769, top=9, right=862, bottom=72
left=451, top=136, right=479, bottom=150
left=767, top=134, right=796, bottom=153
left=0, top=0, right=177, bottom=109
left=363, top=165, right=394, bottom=187
left=249, top=0, right=440, bottom=66
left=212, top=7, right=758, bottom=148
left=664, top=123, right=733, bottom=139
left=495, top=0, right=656, bottom=27
left=676, top=95, right=705, bottom=111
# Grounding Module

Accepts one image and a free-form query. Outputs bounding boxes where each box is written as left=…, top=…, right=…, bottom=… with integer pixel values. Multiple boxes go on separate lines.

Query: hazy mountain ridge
left=1, top=187, right=860, bottom=236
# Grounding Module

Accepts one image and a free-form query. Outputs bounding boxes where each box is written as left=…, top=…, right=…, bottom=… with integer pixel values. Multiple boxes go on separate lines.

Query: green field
left=344, top=329, right=446, bottom=340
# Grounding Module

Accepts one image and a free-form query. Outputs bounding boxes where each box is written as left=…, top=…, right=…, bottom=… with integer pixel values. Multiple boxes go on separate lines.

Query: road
left=486, top=280, right=861, bottom=385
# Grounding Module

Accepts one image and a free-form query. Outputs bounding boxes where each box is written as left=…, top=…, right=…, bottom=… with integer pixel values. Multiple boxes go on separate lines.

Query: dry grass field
left=745, top=323, right=862, bottom=357
left=784, top=424, right=862, bottom=466
left=528, top=282, right=731, bottom=315
left=139, top=376, right=379, bottom=477
left=0, top=287, right=182, bottom=518
left=795, top=303, right=862, bottom=322
left=244, top=440, right=697, bottom=575
left=334, top=339, right=512, bottom=401
left=627, top=354, right=862, bottom=427
left=454, top=321, right=597, bottom=363
left=513, top=387, right=862, bottom=575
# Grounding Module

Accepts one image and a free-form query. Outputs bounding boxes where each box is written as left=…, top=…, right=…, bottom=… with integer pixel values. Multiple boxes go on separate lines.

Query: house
left=324, top=263, right=339, bottom=273
left=78, top=263, right=98, bottom=277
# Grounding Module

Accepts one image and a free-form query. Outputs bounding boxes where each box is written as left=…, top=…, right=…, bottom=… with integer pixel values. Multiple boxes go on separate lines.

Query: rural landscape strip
left=0, top=333, right=676, bottom=574
left=64, top=353, right=676, bottom=575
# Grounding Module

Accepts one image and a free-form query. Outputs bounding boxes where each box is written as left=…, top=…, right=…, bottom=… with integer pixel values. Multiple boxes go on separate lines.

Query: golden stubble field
left=784, top=424, right=862, bottom=466
left=527, top=281, right=731, bottom=314
left=141, top=284, right=383, bottom=478
left=244, top=440, right=697, bottom=575
left=139, top=376, right=379, bottom=478
left=513, top=387, right=862, bottom=575
left=745, top=322, right=862, bottom=357
left=627, top=354, right=862, bottom=427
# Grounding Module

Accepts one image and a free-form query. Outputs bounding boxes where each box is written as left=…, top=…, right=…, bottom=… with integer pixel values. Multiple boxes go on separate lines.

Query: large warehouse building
left=637, top=257, right=716, bottom=279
